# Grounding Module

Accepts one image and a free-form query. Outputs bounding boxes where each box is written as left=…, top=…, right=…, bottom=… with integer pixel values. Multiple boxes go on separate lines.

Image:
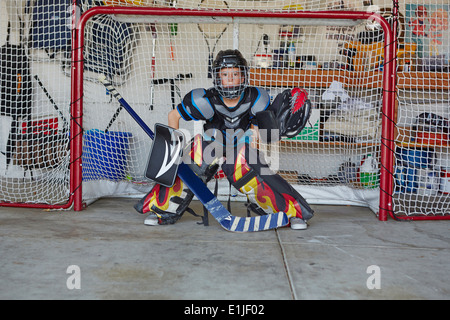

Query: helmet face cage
left=213, top=51, right=249, bottom=99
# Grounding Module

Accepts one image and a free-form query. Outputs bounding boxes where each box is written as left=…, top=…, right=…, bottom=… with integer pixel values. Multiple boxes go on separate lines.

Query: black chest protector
left=178, top=87, right=270, bottom=138
left=207, top=88, right=270, bottom=147
left=177, top=87, right=270, bottom=143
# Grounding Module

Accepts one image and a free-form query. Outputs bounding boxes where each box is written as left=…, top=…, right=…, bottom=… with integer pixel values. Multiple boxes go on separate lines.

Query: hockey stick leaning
left=34, top=75, right=69, bottom=133
left=104, top=104, right=122, bottom=132
left=98, top=75, right=289, bottom=232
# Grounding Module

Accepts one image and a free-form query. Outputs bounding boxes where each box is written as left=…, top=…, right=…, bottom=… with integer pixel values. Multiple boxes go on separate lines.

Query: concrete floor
left=0, top=198, right=449, bottom=300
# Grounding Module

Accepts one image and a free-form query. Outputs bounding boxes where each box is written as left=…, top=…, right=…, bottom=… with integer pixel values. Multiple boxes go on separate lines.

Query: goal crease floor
left=0, top=198, right=449, bottom=300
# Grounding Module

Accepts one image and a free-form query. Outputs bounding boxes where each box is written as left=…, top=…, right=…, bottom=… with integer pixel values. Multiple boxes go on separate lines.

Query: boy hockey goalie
left=135, top=49, right=314, bottom=230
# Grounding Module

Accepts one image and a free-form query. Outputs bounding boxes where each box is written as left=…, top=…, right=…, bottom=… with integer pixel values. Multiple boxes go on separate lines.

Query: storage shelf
left=250, top=69, right=449, bottom=148
left=249, top=68, right=382, bottom=88
left=250, top=68, right=349, bottom=88
left=396, top=72, right=450, bottom=90
left=279, top=139, right=379, bottom=149
left=249, top=68, right=450, bottom=90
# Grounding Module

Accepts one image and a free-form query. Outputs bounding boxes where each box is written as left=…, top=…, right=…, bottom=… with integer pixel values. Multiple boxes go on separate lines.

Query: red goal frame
left=69, top=6, right=397, bottom=220
left=0, top=6, right=401, bottom=221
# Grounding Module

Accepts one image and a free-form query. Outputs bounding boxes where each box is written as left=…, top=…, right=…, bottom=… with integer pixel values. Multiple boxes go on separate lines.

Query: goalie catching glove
left=255, top=88, right=311, bottom=142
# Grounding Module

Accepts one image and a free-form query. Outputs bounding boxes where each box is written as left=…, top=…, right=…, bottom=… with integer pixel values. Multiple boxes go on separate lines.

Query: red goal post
left=70, top=6, right=397, bottom=220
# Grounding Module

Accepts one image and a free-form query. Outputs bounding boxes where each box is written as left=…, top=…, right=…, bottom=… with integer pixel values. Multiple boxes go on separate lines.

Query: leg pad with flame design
left=222, top=143, right=314, bottom=221
left=134, top=176, right=193, bottom=225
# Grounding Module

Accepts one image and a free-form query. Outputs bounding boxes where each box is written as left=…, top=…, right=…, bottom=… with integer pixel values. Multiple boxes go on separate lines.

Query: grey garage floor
left=0, top=198, right=449, bottom=300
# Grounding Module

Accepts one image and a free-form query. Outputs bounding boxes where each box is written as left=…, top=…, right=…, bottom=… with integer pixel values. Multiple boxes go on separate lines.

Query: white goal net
left=75, top=1, right=391, bottom=215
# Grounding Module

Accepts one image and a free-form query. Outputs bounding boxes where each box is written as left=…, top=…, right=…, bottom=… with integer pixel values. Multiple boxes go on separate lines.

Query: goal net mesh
left=78, top=1, right=387, bottom=213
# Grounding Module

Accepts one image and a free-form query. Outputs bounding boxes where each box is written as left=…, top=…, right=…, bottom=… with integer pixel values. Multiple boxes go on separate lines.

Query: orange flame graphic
left=233, top=144, right=303, bottom=218
left=143, top=176, right=184, bottom=215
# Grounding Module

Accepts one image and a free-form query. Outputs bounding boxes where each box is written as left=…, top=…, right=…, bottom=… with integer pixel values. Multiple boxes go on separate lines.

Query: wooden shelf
left=278, top=139, right=378, bottom=149
left=249, top=68, right=450, bottom=90
left=396, top=72, right=450, bottom=90
left=249, top=68, right=383, bottom=88
left=250, top=68, right=346, bottom=88
left=250, top=69, right=450, bottom=149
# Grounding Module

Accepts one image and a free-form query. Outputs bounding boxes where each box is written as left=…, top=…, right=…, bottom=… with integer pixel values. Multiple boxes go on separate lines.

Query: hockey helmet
left=212, top=49, right=249, bottom=99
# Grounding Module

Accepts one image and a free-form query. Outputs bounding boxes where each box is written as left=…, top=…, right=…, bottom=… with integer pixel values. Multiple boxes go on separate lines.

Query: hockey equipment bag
left=27, top=0, right=72, bottom=59
left=1, top=22, right=32, bottom=167
left=1, top=24, right=32, bottom=119
left=99, top=75, right=289, bottom=232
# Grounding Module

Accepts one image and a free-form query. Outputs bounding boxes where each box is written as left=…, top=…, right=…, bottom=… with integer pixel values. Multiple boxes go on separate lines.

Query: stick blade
left=203, top=198, right=289, bottom=232
left=222, top=212, right=289, bottom=233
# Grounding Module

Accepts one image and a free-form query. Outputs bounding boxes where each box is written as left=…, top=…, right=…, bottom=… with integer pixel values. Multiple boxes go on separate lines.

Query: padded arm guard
left=260, top=88, right=312, bottom=140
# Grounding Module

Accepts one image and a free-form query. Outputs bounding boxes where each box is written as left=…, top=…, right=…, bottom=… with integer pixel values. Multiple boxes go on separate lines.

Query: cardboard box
left=285, top=109, right=320, bottom=141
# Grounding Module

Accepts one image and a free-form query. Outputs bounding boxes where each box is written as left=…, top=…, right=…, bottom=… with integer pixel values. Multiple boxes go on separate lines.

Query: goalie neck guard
left=212, top=49, right=249, bottom=100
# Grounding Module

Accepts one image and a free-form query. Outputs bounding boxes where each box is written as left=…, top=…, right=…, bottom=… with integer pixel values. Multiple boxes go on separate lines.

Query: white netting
left=78, top=7, right=385, bottom=212
left=1, top=0, right=71, bottom=206
left=394, top=2, right=450, bottom=216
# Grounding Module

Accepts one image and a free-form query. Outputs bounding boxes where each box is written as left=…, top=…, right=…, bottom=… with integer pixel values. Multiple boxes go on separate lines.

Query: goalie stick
left=34, top=75, right=69, bottom=133
left=98, top=75, right=289, bottom=232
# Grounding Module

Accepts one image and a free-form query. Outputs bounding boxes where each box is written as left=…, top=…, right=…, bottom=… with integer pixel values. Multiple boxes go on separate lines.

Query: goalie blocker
left=145, top=123, right=185, bottom=188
